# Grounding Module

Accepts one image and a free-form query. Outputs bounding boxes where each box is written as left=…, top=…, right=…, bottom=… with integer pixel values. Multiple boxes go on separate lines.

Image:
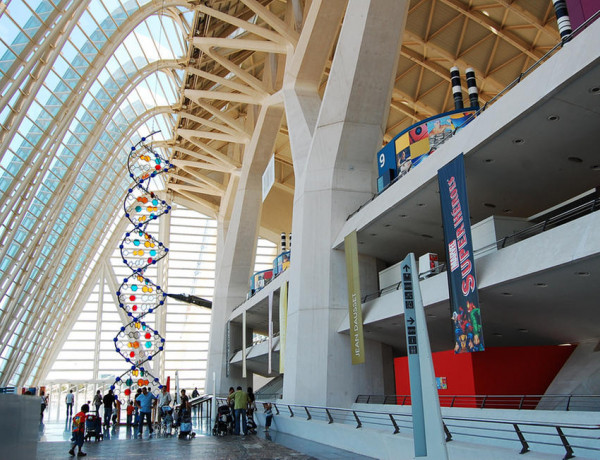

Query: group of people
left=67, top=386, right=198, bottom=457
left=226, top=386, right=272, bottom=435
left=92, top=389, right=121, bottom=428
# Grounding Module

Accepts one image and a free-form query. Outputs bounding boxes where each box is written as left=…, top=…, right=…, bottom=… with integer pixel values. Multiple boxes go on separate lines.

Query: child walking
left=126, top=400, right=135, bottom=426
left=263, top=402, right=273, bottom=432
left=69, top=403, right=90, bottom=457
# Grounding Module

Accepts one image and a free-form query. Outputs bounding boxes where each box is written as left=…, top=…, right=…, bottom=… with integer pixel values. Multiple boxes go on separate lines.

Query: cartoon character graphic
left=396, top=148, right=412, bottom=177
left=453, top=301, right=484, bottom=353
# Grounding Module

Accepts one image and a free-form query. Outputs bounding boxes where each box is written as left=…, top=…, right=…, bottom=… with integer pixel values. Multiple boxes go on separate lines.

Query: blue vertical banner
left=438, top=154, right=484, bottom=353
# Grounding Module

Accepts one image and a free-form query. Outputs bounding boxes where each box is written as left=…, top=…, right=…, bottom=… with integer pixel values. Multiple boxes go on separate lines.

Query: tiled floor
left=37, top=420, right=375, bottom=460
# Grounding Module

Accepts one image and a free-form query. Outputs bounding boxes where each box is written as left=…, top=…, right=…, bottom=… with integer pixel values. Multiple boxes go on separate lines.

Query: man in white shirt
left=157, top=387, right=172, bottom=424
left=65, top=389, right=75, bottom=418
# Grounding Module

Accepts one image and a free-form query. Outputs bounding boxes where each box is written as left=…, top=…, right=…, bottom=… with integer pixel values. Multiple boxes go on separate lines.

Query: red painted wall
left=394, top=345, right=576, bottom=407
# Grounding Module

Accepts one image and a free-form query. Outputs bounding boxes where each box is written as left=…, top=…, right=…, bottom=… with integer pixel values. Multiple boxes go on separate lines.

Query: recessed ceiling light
left=591, top=165, right=600, bottom=171
left=400, top=214, right=408, bottom=218
left=501, top=292, right=512, bottom=296
left=589, top=86, right=600, bottom=95
left=484, top=158, right=494, bottom=163
left=558, top=343, right=573, bottom=346
left=518, top=328, right=528, bottom=333
left=576, top=271, right=590, bottom=277
left=417, top=203, right=426, bottom=207
left=421, top=234, right=433, bottom=239
left=568, top=156, right=583, bottom=163
left=483, top=203, right=496, bottom=208
left=535, top=282, right=547, bottom=287
left=358, top=241, right=364, bottom=244
left=512, top=138, right=525, bottom=145
left=503, top=208, right=512, bottom=214
left=547, top=115, right=560, bottom=121
left=370, top=233, right=377, bottom=237
left=384, top=224, right=391, bottom=228
left=492, top=333, right=503, bottom=337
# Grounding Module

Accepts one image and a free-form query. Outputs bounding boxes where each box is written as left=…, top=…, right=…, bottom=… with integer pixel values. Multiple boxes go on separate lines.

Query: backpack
left=72, top=412, right=86, bottom=432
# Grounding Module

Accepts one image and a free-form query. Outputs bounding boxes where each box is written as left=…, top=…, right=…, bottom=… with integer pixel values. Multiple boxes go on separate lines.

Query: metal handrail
left=188, top=394, right=213, bottom=427
left=348, top=9, right=600, bottom=218
left=355, top=394, right=600, bottom=411
left=257, top=401, right=600, bottom=459
left=360, top=197, right=600, bottom=303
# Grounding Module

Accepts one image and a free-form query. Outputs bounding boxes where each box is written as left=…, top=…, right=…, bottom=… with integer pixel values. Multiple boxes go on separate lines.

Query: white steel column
left=93, top=266, right=105, bottom=382
left=155, top=197, right=172, bottom=382
left=205, top=102, right=285, bottom=394
left=283, top=0, right=409, bottom=407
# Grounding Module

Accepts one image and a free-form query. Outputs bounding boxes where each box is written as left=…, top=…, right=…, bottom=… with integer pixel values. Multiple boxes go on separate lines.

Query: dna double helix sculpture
left=110, top=133, right=173, bottom=399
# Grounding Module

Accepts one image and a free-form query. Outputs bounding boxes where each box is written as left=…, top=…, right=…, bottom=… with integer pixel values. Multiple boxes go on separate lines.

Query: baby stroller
left=212, top=404, right=233, bottom=436
left=160, top=406, right=174, bottom=437
left=246, top=409, right=257, bottom=434
left=177, top=405, right=195, bottom=439
left=84, top=414, right=103, bottom=442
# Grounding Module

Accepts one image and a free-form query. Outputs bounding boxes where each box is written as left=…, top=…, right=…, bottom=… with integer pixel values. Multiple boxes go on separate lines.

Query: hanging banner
left=268, top=291, right=273, bottom=374
left=242, top=311, right=247, bottom=378
left=278, top=281, right=288, bottom=374
left=438, top=154, right=484, bottom=353
left=262, top=154, right=275, bottom=201
left=344, top=231, right=365, bottom=365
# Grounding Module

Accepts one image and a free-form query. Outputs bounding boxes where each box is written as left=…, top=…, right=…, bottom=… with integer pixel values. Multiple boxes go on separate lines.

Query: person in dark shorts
left=69, top=404, right=89, bottom=457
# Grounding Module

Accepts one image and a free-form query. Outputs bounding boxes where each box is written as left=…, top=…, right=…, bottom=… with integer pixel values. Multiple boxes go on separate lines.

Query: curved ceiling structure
left=0, top=0, right=562, bottom=387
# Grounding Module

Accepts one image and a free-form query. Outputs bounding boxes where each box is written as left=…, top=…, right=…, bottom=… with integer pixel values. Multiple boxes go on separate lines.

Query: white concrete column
left=283, top=0, right=409, bottom=407
left=283, top=0, right=347, bottom=185
left=206, top=102, right=285, bottom=394
left=155, top=199, right=172, bottom=382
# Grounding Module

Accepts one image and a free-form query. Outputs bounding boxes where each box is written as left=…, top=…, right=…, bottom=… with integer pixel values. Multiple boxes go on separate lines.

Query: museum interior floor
left=36, top=418, right=375, bottom=460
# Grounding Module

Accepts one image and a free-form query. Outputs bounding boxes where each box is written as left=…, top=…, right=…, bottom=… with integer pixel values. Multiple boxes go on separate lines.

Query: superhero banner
left=438, top=154, right=484, bottom=353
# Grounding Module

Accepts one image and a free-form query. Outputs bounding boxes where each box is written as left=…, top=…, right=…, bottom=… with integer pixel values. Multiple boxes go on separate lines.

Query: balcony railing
left=361, top=197, right=600, bottom=303
left=355, top=394, right=600, bottom=412
left=258, top=400, right=600, bottom=459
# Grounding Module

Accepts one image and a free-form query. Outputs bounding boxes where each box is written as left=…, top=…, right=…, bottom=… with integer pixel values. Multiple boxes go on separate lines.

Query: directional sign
left=401, top=254, right=426, bottom=457
left=400, top=253, right=449, bottom=459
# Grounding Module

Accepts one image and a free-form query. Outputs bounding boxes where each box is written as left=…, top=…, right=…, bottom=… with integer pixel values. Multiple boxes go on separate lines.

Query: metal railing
left=189, top=394, right=213, bottom=430
left=355, top=394, right=600, bottom=412
left=347, top=9, right=600, bottom=221
left=262, top=401, right=600, bottom=459
left=361, top=196, right=600, bottom=303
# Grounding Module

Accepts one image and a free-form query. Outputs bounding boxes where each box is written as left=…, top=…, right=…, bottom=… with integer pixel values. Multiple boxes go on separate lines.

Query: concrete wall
left=0, top=394, right=39, bottom=460
left=542, top=338, right=600, bottom=408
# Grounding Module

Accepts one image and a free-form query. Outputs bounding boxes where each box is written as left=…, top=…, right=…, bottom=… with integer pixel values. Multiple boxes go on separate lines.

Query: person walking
left=157, top=386, right=172, bottom=425
left=133, top=388, right=142, bottom=427
left=263, top=403, right=273, bottom=432
left=102, top=389, right=116, bottom=428
left=65, top=389, right=75, bottom=419
left=68, top=403, right=89, bottom=457
left=40, top=391, right=48, bottom=421
left=93, top=390, right=102, bottom=416
left=191, top=387, right=199, bottom=416
left=136, top=387, right=157, bottom=437
left=126, top=400, right=135, bottom=427
left=228, top=386, right=248, bottom=436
